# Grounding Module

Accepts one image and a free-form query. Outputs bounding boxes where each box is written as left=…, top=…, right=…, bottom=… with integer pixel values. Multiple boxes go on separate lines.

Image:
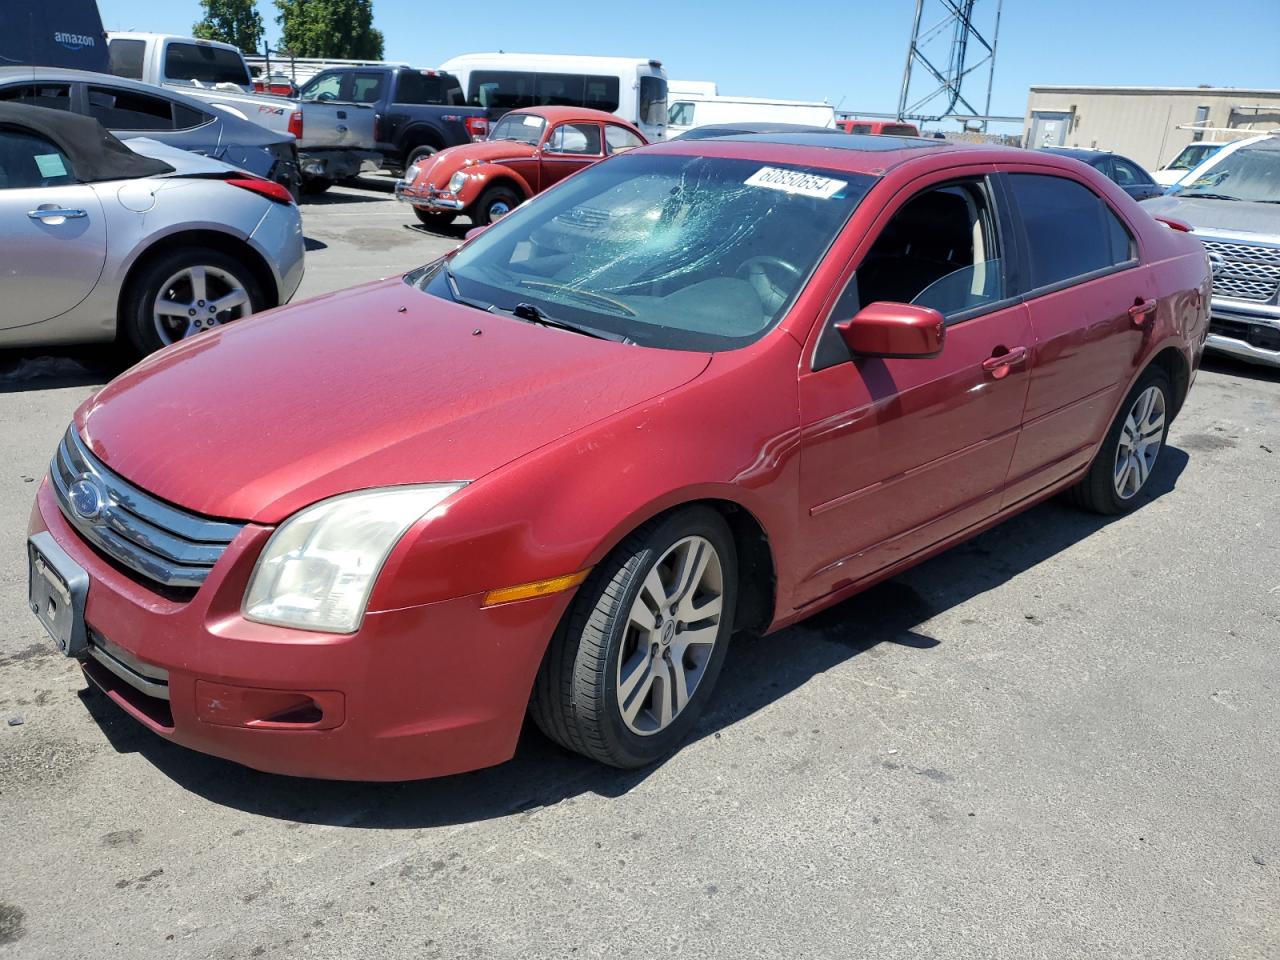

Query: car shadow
left=0, top=346, right=130, bottom=394
left=299, top=189, right=387, bottom=206
left=402, top=221, right=470, bottom=241
left=78, top=446, right=1189, bottom=828
left=303, top=236, right=329, bottom=252
left=1199, top=354, right=1280, bottom=384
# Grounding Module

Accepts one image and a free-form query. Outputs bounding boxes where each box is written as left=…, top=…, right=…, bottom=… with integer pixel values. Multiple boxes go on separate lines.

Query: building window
left=1192, top=105, right=1210, bottom=142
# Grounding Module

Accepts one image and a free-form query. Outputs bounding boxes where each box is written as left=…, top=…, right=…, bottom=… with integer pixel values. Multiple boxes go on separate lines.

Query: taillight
left=226, top=176, right=295, bottom=205
left=465, top=116, right=489, bottom=140
left=287, top=110, right=303, bottom=140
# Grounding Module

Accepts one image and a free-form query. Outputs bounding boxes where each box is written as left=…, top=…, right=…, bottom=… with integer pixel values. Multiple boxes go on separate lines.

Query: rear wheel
left=1067, top=365, right=1172, bottom=514
left=404, top=144, right=439, bottom=169
left=470, top=184, right=521, bottom=226
left=530, top=507, right=737, bottom=769
left=122, top=247, right=265, bottom=356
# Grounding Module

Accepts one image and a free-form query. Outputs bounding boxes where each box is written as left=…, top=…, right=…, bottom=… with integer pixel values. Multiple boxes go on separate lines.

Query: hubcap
left=153, top=265, right=252, bottom=345
left=1113, top=385, right=1166, bottom=500
left=615, top=536, right=724, bottom=736
left=489, top=200, right=511, bottom=219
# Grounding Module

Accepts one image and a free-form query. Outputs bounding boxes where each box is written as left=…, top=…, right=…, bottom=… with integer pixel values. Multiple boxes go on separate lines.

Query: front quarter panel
left=367, top=336, right=806, bottom=626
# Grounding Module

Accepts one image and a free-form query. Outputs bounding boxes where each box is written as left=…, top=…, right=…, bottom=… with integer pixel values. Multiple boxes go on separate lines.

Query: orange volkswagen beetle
left=395, top=105, right=647, bottom=227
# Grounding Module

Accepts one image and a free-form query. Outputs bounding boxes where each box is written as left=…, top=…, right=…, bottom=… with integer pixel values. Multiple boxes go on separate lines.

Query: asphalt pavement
left=1, top=181, right=1277, bottom=960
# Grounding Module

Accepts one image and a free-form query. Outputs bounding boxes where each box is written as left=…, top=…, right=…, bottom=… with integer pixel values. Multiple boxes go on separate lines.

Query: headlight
left=243, top=484, right=465, bottom=633
left=448, top=170, right=468, bottom=194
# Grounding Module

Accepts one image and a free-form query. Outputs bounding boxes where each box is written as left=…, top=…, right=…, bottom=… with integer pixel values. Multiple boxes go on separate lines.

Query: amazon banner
left=1, top=0, right=110, bottom=73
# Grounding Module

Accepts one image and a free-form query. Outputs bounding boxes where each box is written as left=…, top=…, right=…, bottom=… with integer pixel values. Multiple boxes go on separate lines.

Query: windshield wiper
left=443, top=261, right=496, bottom=313
left=508, top=302, right=633, bottom=344
left=1181, top=192, right=1241, bottom=201
left=517, top=279, right=638, bottom=317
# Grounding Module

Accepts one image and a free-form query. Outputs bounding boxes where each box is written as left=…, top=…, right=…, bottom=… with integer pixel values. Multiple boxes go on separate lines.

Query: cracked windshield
left=412, top=153, right=875, bottom=349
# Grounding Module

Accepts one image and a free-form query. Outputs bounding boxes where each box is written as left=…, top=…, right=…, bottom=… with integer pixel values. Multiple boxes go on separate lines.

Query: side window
left=668, top=102, right=694, bottom=126
left=584, top=76, right=619, bottom=112
left=1112, top=157, right=1151, bottom=186
left=396, top=70, right=460, bottom=106
left=605, top=124, right=643, bottom=155
left=535, top=73, right=584, bottom=106
left=0, top=84, right=72, bottom=111
left=546, top=122, right=602, bottom=156
left=173, top=103, right=213, bottom=130
left=300, top=72, right=344, bottom=102
left=0, top=128, right=75, bottom=190
left=350, top=73, right=384, bottom=104
left=1007, top=173, right=1135, bottom=290
left=108, top=39, right=146, bottom=80
left=853, top=179, right=1006, bottom=319
left=86, top=87, right=175, bottom=131
left=468, top=71, right=536, bottom=110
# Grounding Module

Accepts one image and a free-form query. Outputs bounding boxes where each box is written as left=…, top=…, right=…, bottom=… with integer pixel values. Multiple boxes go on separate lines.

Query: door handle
left=28, top=208, right=86, bottom=222
left=1129, top=298, right=1157, bottom=326
left=981, top=346, right=1028, bottom=379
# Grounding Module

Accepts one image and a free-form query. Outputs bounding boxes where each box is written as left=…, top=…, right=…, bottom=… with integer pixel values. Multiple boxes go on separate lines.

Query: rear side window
left=547, top=122, right=602, bottom=155
left=1111, top=157, right=1152, bottom=186
left=0, top=128, right=75, bottom=189
left=108, top=39, right=146, bottom=80
left=1008, top=173, right=1135, bottom=289
left=396, top=70, right=464, bottom=106
left=87, top=86, right=175, bottom=131
left=163, top=42, right=251, bottom=87
left=0, top=83, right=72, bottom=111
left=605, top=124, right=643, bottom=154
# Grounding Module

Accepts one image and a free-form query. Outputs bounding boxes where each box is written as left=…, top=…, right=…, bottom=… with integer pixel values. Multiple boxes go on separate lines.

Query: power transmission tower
left=897, top=0, right=1004, bottom=130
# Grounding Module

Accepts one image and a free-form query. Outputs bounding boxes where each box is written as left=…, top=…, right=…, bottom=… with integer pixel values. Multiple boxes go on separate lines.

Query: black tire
left=470, top=183, right=522, bottom=226
left=121, top=247, right=265, bottom=356
left=413, top=207, right=456, bottom=228
left=1066, top=364, right=1173, bottom=515
left=300, top=177, right=332, bottom=196
left=404, top=144, right=439, bottom=169
left=530, top=507, right=737, bottom=769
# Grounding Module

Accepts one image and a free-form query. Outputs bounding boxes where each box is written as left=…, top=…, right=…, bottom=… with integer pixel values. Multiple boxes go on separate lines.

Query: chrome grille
left=1202, top=238, right=1280, bottom=303
left=50, top=428, right=243, bottom=589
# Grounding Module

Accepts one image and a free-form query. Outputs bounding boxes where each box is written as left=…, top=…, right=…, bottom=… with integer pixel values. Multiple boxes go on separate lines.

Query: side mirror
left=835, top=302, right=945, bottom=359
left=464, top=225, right=489, bottom=242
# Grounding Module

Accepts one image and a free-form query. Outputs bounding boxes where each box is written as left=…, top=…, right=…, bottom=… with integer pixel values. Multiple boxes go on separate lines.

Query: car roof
left=646, top=131, right=989, bottom=174
left=507, top=105, right=637, bottom=126
left=1038, top=146, right=1109, bottom=162
left=0, top=101, right=175, bottom=181
left=677, top=122, right=844, bottom=139
left=0, top=66, right=207, bottom=109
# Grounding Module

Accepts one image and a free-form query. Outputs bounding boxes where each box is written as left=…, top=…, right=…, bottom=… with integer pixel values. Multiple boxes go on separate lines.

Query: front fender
left=458, top=164, right=533, bottom=204
left=369, top=335, right=807, bottom=627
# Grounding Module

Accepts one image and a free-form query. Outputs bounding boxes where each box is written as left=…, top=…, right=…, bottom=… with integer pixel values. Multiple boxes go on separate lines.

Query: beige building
left=1024, top=85, right=1280, bottom=171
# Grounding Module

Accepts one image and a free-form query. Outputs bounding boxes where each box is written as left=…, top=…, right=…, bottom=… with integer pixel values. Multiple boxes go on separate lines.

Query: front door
left=997, top=169, right=1149, bottom=504
left=539, top=121, right=604, bottom=191
left=0, top=127, right=106, bottom=330
left=795, top=172, right=1032, bottom=609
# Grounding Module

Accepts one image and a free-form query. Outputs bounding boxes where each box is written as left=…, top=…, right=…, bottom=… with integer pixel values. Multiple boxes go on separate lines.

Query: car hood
left=76, top=277, right=711, bottom=524
left=1142, top=195, right=1280, bottom=236
left=414, top=140, right=536, bottom=186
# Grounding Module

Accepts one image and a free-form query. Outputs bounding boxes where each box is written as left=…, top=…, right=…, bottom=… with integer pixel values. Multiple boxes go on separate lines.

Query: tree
left=274, top=0, right=384, bottom=60
left=192, top=0, right=265, bottom=54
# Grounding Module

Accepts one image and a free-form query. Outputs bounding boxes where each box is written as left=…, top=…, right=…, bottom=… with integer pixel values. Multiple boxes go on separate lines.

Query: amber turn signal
left=481, top=569, right=592, bottom=607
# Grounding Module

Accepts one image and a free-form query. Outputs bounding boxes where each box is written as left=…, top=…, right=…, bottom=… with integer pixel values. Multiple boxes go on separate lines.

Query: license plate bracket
left=28, top=531, right=89, bottom=657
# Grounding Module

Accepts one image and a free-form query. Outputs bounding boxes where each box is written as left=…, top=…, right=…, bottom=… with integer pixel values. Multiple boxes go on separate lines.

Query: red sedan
left=395, top=105, right=646, bottom=227
left=28, top=135, right=1210, bottom=781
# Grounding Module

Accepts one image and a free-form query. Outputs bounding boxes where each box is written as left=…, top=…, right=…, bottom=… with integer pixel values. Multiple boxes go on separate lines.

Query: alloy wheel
left=615, top=535, right=724, bottom=736
left=1113, top=385, right=1166, bottom=500
left=152, top=265, right=253, bottom=345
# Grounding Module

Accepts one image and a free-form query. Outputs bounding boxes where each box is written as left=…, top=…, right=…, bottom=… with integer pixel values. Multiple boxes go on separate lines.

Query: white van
left=439, top=52, right=668, bottom=141
left=667, top=94, right=836, bottom=137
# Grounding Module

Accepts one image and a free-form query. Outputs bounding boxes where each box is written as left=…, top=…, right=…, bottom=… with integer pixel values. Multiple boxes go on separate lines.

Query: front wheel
left=122, top=248, right=264, bottom=356
left=1067, top=365, right=1172, bottom=514
left=470, top=184, right=521, bottom=226
left=413, top=207, right=456, bottom=228
left=530, top=507, right=737, bottom=769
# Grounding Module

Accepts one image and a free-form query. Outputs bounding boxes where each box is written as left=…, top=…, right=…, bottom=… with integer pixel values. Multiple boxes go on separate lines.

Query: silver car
left=0, top=102, right=304, bottom=355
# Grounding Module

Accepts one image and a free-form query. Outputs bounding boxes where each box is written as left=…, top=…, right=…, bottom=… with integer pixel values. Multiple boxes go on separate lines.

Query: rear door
left=997, top=168, right=1149, bottom=505
left=539, top=120, right=604, bottom=189
left=795, top=169, right=1033, bottom=606
left=0, top=126, right=105, bottom=329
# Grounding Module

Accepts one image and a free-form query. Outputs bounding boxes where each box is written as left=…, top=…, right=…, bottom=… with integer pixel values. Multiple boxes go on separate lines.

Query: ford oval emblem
left=68, top=476, right=107, bottom=521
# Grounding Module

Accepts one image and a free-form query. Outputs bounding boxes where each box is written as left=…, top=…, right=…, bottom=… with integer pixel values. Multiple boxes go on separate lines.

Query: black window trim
left=79, top=81, right=214, bottom=134
left=996, top=170, right=1141, bottom=302
left=811, top=172, right=1019, bottom=372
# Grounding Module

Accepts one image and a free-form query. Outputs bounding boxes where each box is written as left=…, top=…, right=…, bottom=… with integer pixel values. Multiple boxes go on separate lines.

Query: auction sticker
left=745, top=166, right=846, bottom=199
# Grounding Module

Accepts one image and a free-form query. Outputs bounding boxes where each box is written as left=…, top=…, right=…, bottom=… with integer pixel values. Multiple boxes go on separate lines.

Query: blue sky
left=99, top=0, right=1280, bottom=129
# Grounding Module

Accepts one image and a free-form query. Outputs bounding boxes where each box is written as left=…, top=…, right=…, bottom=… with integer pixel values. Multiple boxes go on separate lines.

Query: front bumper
left=1206, top=298, right=1280, bottom=368
left=394, top=180, right=464, bottom=211
left=28, top=480, right=564, bottom=781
